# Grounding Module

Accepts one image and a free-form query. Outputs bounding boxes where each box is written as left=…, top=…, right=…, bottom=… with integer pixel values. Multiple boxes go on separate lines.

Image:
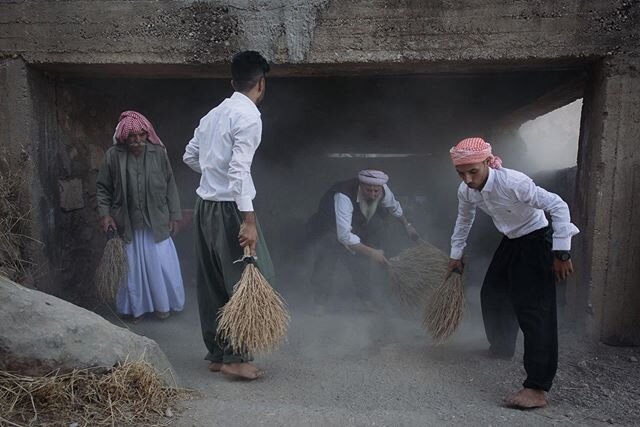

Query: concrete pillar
left=0, top=59, right=37, bottom=282
left=574, top=56, right=640, bottom=346
left=0, top=58, right=60, bottom=294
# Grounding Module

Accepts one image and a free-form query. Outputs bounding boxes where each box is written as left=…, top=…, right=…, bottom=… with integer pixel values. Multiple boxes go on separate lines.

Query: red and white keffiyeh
left=449, top=137, right=502, bottom=168
left=112, top=110, right=164, bottom=146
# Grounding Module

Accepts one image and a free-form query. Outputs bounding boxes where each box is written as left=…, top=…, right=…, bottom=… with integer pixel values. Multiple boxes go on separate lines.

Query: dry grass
left=422, top=272, right=465, bottom=344
left=389, top=241, right=449, bottom=307
left=0, top=360, right=190, bottom=427
left=217, top=260, right=290, bottom=356
left=0, top=147, right=34, bottom=283
left=95, top=234, right=127, bottom=304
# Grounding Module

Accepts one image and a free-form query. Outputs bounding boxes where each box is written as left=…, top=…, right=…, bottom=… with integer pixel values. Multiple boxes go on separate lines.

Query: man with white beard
left=308, top=170, right=419, bottom=311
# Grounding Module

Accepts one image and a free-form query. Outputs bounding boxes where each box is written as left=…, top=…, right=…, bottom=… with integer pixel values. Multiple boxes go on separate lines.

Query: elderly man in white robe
left=96, top=111, right=185, bottom=323
left=308, top=169, right=419, bottom=311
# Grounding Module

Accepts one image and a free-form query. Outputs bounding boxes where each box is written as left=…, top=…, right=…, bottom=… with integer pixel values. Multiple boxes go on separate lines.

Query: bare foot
left=505, top=388, right=548, bottom=409
left=208, top=362, right=222, bottom=372
left=155, top=311, right=170, bottom=320
left=221, top=363, right=263, bottom=380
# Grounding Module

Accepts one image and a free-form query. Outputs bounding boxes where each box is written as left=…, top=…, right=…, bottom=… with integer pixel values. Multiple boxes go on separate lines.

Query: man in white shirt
left=308, top=170, right=419, bottom=309
left=447, top=137, right=579, bottom=409
left=183, top=51, right=273, bottom=380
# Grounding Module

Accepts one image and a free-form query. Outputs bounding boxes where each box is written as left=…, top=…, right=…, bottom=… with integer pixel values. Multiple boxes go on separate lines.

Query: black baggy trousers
left=481, top=226, right=558, bottom=391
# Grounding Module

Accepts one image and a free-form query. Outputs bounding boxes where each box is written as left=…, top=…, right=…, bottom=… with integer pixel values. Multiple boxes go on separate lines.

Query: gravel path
left=115, top=284, right=639, bottom=427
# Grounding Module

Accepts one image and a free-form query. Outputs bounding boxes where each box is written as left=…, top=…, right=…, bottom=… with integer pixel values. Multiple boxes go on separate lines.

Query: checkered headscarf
left=449, top=137, right=502, bottom=169
left=112, top=110, right=164, bottom=146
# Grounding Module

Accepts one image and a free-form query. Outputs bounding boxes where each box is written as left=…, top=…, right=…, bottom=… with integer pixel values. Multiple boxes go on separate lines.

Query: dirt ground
left=103, top=283, right=640, bottom=427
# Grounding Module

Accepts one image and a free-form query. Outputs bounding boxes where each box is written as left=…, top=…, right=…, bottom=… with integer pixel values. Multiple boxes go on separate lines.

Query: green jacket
left=96, top=144, right=182, bottom=243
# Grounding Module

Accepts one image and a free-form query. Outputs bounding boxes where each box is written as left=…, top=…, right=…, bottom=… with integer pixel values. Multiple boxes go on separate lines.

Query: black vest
left=308, top=178, right=389, bottom=245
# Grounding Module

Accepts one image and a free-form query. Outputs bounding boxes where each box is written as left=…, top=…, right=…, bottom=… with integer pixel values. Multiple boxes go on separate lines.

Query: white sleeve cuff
left=552, top=237, right=572, bottom=251
left=338, top=231, right=361, bottom=246
left=390, top=205, right=403, bottom=218
left=449, top=248, right=464, bottom=260
left=235, top=196, right=254, bottom=212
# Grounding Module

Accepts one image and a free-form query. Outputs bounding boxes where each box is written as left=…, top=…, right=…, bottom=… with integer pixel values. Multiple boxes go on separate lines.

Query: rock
left=629, top=356, right=638, bottom=362
left=69, top=423, right=79, bottom=427
left=607, top=418, right=614, bottom=424
left=0, top=276, right=175, bottom=383
left=166, top=408, right=174, bottom=418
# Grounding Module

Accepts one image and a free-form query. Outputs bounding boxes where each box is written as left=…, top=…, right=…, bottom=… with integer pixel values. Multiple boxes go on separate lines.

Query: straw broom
left=422, top=270, right=465, bottom=344
left=217, top=247, right=289, bottom=355
left=95, top=226, right=127, bottom=304
left=389, top=241, right=449, bottom=307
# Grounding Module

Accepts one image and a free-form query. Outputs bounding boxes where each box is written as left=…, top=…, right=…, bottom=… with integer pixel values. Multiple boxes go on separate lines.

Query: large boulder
left=0, top=276, right=175, bottom=382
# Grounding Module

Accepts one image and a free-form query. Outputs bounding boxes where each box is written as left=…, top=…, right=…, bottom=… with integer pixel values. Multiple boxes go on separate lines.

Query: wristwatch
left=554, top=251, right=571, bottom=261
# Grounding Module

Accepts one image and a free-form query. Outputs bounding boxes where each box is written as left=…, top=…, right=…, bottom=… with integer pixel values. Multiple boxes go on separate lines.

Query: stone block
left=59, top=178, right=84, bottom=211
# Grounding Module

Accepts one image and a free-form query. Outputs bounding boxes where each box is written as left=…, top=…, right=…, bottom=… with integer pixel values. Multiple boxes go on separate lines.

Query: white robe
left=116, top=229, right=184, bottom=317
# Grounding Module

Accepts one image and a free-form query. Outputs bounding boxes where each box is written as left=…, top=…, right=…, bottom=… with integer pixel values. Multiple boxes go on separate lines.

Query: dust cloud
left=168, top=75, right=582, bottom=358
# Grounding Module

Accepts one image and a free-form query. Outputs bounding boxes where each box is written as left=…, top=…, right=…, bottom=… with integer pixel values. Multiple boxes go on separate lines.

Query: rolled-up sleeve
left=183, top=121, right=203, bottom=174
left=450, top=186, right=477, bottom=260
left=513, top=177, right=579, bottom=250
left=380, top=184, right=403, bottom=217
left=228, top=116, right=261, bottom=212
left=334, top=193, right=361, bottom=246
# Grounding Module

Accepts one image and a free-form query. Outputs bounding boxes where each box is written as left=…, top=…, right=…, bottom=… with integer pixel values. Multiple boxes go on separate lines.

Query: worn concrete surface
left=0, top=1, right=638, bottom=70
left=0, top=58, right=58, bottom=291
left=573, top=56, right=640, bottom=346
left=101, top=281, right=640, bottom=427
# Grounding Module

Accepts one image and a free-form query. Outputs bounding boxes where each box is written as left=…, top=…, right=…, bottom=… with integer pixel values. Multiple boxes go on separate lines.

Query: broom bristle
left=422, top=272, right=464, bottom=344
left=389, top=242, right=449, bottom=307
left=217, top=264, right=289, bottom=355
left=95, top=237, right=127, bottom=304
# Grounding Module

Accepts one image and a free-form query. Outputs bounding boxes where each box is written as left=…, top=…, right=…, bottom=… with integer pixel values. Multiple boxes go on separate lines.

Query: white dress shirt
left=450, top=167, right=579, bottom=260
left=183, top=92, right=262, bottom=212
left=335, top=184, right=404, bottom=246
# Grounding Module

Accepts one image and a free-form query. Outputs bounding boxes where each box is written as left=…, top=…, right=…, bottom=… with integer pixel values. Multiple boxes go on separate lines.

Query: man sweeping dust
left=183, top=51, right=274, bottom=380
left=308, top=170, right=419, bottom=310
left=96, top=111, right=185, bottom=323
left=446, top=137, right=579, bottom=409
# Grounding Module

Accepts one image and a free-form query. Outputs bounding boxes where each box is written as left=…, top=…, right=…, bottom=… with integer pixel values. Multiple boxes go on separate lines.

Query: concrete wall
left=0, top=59, right=60, bottom=294
left=575, top=56, right=640, bottom=346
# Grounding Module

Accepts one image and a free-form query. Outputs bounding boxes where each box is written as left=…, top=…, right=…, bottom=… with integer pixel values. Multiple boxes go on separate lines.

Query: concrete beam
left=492, top=74, right=587, bottom=128
left=575, top=56, right=640, bottom=346
left=0, top=1, right=638, bottom=66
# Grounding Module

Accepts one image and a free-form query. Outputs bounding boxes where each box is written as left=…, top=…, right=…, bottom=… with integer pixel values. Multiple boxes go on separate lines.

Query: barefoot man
left=446, top=137, right=579, bottom=409
left=183, top=51, right=274, bottom=380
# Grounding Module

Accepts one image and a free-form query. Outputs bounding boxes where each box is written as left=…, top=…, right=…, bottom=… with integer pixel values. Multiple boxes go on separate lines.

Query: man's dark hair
left=231, top=51, right=270, bottom=92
